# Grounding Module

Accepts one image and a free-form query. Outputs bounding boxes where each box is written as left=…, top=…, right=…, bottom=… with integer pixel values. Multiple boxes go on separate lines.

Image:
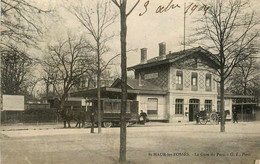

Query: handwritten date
left=139, top=0, right=210, bottom=16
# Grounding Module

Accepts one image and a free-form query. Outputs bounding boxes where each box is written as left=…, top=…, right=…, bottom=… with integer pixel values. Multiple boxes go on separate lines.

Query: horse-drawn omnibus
left=86, top=98, right=139, bottom=128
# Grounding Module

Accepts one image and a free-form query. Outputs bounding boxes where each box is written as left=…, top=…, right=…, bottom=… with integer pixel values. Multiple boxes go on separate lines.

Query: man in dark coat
left=90, top=108, right=95, bottom=133
left=139, top=110, right=147, bottom=125
left=233, top=111, right=238, bottom=123
left=195, top=111, right=200, bottom=124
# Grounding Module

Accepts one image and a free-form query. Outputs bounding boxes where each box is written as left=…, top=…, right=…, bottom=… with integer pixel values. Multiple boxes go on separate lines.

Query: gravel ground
left=0, top=121, right=259, bottom=164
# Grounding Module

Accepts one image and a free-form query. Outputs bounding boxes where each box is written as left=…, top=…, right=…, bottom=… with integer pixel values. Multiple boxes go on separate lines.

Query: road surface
left=1, top=122, right=259, bottom=164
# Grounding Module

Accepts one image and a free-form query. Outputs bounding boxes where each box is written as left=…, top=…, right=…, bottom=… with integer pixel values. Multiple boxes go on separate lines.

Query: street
left=1, top=122, right=260, bottom=164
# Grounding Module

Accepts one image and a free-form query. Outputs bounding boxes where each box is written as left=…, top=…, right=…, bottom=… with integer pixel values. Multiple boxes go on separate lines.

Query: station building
left=126, top=43, right=220, bottom=122
left=72, top=43, right=222, bottom=122
left=71, top=43, right=259, bottom=122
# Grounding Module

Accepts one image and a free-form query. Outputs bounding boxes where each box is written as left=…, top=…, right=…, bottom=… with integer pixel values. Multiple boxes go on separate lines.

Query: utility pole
left=184, top=3, right=186, bottom=51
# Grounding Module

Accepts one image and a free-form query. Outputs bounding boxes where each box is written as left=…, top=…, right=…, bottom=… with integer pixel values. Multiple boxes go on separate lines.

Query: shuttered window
left=176, top=71, right=183, bottom=90
left=147, top=98, right=158, bottom=115
left=191, top=72, right=198, bottom=91
left=191, top=72, right=198, bottom=86
left=205, top=74, right=212, bottom=91
left=176, top=71, right=183, bottom=84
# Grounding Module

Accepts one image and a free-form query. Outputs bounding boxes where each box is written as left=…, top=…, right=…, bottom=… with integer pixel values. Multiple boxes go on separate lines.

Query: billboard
left=3, top=95, right=24, bottom=111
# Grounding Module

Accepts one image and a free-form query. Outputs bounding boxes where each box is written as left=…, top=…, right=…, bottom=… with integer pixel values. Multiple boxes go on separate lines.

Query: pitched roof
left=70, top=78, right=167, bottom=97
left=128, top=46, right=219, bottom=70
left=111, top=78, right=165, bottom=91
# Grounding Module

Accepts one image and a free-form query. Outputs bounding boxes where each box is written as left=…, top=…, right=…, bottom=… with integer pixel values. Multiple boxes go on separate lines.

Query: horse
left=54, top=98, right=88, bottom=128
left=216, top=110, right=229, bottom=124
left=54, top=98, right=74, bottom=128
left=74, top=109, right=87, bottom=128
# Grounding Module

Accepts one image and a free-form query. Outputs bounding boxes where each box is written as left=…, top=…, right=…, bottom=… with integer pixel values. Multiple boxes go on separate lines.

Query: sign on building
left=3, top=95, right=24, bottom=111
left=144, top=73, right=158, bottom=79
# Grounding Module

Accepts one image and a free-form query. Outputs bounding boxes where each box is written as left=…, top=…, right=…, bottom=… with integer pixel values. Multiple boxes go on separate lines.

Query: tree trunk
left=119, top=1, right=127, bottom=163
left=97, top=44, right=102, bottom=133
left=220, top=75, right=225, bottom=132
left=244, top=82, right=247, bottom=95
left=46, top=81, right=49, bottom=97
left=0, top=47, right=2, bottom=126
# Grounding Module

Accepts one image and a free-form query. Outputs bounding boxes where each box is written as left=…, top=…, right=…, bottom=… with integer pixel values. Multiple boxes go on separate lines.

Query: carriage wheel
left=103, top=122, right=113, bottom=128
left=210, top=113, right=218, bottom=125
left=199, top=118, right=207, bottom=125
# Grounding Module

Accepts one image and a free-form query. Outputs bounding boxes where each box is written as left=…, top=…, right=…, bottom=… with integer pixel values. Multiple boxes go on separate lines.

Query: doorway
left=189, top=99, right=200, bottom=121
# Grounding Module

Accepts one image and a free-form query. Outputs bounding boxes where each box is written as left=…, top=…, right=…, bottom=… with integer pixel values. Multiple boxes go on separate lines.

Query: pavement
left=0, top=121, right=194, bottom=131
left=1, top=121, right=259, bottom=164
left=0, top=120, right=257, bottom=131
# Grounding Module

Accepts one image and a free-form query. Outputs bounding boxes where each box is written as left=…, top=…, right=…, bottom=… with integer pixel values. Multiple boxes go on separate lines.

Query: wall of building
left=136, top=94, right=168, bottom=120
left=135, top=65, right=169, bottom=90
left=169, top=67, right=217, bottom=93
left=133, top=57, right=219, bottom=122
left=169, top=92, right=218, bottom=122
left=168, top=66, right=218, bottom=122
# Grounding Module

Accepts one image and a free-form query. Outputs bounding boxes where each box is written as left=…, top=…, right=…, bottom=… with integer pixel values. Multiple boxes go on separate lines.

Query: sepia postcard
left=0, top=0, right=260, bottom=164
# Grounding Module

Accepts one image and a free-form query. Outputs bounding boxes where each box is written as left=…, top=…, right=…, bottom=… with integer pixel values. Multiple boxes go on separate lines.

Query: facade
left=127, top=43, right=219, bottom=122
left=71, top=43, right=259, bottom=122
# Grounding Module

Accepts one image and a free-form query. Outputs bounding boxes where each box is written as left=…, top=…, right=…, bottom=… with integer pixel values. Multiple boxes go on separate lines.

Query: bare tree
left=42, top=35, right=94, bottom=127
left=1, top=0, right=51, bottom=124
left=1, top=44, right=38, bottom=95
left=1, top=0, right=51, bottom=47
left=227, top=57, right=260, bottom=95
left=112, top=0, right=140, bottom=163
left=193, top=0, right=259, bottom=132
left=68, top=0, right=118, bottom=133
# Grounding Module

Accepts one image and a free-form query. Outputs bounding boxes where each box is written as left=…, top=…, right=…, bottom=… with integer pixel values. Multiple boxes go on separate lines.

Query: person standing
left=90, top=108, right=95, bottom=133
left=139, top=110, right=147, bottom=125
left=195, top=111, right=200, bottom=124
left=233, top=111, right=238, bottom=123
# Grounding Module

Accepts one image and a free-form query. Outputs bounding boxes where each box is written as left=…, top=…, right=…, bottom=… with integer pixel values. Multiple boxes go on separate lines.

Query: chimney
left=140, top=48, right=147, bottom=64
left=159, top=42, right=166, bottom=59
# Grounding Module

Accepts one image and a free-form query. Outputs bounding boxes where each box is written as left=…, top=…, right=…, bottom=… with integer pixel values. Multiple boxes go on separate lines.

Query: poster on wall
left=3, top=95, right=25, bottom=111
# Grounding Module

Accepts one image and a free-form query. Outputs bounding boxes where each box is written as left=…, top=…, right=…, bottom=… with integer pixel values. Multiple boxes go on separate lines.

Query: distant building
left=219, top=94, right=258, bottom=121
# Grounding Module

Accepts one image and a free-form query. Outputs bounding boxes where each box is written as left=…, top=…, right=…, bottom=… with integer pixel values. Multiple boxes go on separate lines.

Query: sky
left=35, top=0, right=260, bottom=66
left=29, top=0, right=260, bottom=93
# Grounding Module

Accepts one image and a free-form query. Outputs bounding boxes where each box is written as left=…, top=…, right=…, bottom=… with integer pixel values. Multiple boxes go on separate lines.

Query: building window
left=147, top=98, right=158, bottom=115
left=205, top=74, right=212, bottom=91
left=175, top=99, right=184, bottom=114
left=176, top=71, right=183, bottom=90
left=205, top=100, right=212, bottom=112
left=191, top=72, right=198, bottom=91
